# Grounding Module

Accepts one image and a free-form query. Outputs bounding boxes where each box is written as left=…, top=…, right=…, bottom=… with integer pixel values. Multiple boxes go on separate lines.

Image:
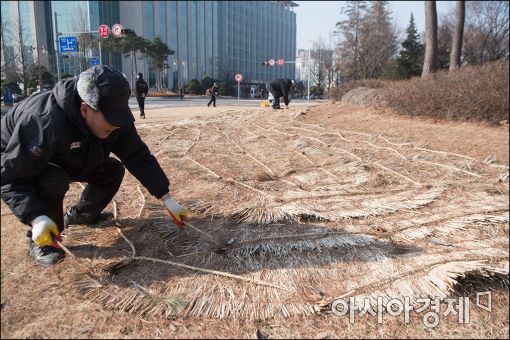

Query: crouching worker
left=1, top=65, right=188, bottom=266
left=266, top=78, right=296, bottom=110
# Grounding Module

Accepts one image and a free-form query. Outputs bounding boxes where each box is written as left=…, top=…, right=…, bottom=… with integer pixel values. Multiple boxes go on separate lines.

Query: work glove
left=162, top=194, right=188, bottom=228
left=31, top=215, right=61, bottom=247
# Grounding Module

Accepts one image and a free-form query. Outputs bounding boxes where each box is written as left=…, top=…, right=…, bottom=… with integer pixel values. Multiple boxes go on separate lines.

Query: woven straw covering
left=61, top=105, right=509, bottom=319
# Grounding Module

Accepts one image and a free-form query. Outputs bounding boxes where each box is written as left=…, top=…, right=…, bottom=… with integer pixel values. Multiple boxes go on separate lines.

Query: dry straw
left=61, top=105, right=508, bottom=319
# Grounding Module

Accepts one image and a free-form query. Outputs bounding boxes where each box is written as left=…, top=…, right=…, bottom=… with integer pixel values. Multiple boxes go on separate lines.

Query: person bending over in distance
left=266, top=78, right=296, bottom=110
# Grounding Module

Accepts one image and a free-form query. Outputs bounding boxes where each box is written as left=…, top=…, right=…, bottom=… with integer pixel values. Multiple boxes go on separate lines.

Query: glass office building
left=1, top=1, right=52, bottom=81
left=1, top=1, right=122, bottom=81
left=50, top=1, right=122, bottom=76
left=121, top=0, right=297, bottom=90
left=2, top=1, right=297, bottom=90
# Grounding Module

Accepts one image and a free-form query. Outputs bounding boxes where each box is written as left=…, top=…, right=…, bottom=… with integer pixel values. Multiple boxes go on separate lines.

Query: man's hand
left=31, top=215, right=60, bottom=247
left=162, top=194, right=188, bottom=228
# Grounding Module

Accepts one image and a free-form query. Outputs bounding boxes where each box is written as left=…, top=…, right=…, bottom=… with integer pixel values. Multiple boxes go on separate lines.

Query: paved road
left=1, top=104, right=12, bottom=117
left=1, top=97, right=313, bottom=118
left=129, top=96, right=312, bottom=110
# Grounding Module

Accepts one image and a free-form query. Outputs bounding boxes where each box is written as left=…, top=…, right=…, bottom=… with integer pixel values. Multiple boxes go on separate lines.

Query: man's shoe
left=29, top=240, right=65, bottom=266
left=64, top=209, right=114, bottom=228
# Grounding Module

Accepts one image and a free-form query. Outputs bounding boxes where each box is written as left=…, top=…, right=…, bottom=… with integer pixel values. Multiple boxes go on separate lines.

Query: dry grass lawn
left=1, top=101, right=508, bottom=338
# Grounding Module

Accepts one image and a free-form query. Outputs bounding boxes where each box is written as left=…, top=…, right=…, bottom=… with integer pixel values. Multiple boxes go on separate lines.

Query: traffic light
left=122, top=28, right=136, bottom=36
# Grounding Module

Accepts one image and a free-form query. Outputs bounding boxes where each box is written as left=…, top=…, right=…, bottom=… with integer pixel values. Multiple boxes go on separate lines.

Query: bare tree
left=6, top=16, right=34, bottom=95
left=437, top=14, right=453, bottom=69
left=73, top=7, right=97, bottom=73
left=449, top=1, right=465, bottom=70
left=336, top=1, right=368, bottom=82
left=358, top=1, right=398, bottom=79
left=422, top=0, right=438, bottom=77
left=309, top=39, right=326, bottom=89
left=1, top=21, right=17, bottom=77
left=309, top=40, right=336, bottom=97
left=463, top=1, right=509, bottom=64
left=323, top=50, right=337, bottom=96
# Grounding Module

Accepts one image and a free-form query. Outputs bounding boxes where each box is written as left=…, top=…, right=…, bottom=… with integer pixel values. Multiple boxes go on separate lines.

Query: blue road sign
left=59, top=36, right=78, bottom=53
left=90, top=57, right=100, bottom=66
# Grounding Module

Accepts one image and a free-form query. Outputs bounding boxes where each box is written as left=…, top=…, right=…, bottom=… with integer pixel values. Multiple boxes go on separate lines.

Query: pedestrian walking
left=135, top=73, right=149, bottom=119
left=207, top=82, right=219, bottom=107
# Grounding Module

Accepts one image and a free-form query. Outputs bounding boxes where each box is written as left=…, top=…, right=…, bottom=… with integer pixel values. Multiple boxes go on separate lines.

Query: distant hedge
left=333, top=61, right=509, bottom=125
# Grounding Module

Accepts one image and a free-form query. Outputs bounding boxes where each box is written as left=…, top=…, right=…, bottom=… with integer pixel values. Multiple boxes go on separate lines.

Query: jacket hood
left=53, top=77, right=91, bottom=136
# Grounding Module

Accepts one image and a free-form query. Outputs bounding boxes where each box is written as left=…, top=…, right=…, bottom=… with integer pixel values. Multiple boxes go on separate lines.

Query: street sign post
left=98, top=24, right=110, bottom=38
left=235, top=73, right=243, bottom=105
left=111, top=23, right=123, bottom=37
left=59, top=36, right=78, bottom=53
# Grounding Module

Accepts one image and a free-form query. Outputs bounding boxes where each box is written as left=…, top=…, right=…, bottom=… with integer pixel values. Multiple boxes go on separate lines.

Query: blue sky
left=294, top=1, right=456, bottom=50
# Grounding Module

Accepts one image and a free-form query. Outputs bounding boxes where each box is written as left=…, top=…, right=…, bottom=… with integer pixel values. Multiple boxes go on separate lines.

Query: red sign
left=98, top=24, right=110, bottom=38
left=277, top=58, right=285, bottom=65
left=235, top=73, right=243, bottom=82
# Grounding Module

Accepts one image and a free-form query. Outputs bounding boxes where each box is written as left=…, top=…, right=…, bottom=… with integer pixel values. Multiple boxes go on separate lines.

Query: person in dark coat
left=266, top=78, right=296, bottom=109
left=1, top=65, right=188, bottom=266
left=207, top=82, right=219, bottom=107
left=135, top=72, right=149, bottom=118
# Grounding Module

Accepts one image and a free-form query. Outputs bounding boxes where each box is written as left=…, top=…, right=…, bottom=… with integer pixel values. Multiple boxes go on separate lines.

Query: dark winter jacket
left=1, top=78, right=169, bottom=225
left=268, top=79, right=293, bottom=106
left=207, top=85, right=218, bottom=96
left=135, top=78, right=149, bottom=98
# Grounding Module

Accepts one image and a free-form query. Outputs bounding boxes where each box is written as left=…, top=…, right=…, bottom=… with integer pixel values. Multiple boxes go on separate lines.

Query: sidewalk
left=1, top=103, right=13, bottom=117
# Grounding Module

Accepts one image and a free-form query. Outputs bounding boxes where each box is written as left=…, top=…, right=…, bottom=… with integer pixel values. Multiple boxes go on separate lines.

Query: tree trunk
left=134, top=51, right=138, bottom=78
left=131, top=51, right=135, bottom=90
left=353, top=3, right=360, bottom=82
left=156, top=69, right=161, bottom=92
left=449, top=0, right=465, bottom=71
left=422, top=1, right=438, bottom=77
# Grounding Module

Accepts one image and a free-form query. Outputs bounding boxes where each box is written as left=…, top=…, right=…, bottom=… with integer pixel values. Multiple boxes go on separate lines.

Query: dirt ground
left=1, top=101, right=509, bottom=339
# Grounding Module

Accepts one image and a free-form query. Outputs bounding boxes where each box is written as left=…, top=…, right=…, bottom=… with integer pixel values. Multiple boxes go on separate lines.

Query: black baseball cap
left=77, top=65, right=134, bottom=127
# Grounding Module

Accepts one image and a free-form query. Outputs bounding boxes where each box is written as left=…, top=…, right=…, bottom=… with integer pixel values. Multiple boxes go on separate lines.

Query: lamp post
left=172, top=60, right=179, bottom=91
left=307, top=49, right=311, bottom=102
left=54, top=12, right=61, bottom=81
left=175, top=59, right=183, bottom=92
left=33, top=45, right=45, bottom=91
